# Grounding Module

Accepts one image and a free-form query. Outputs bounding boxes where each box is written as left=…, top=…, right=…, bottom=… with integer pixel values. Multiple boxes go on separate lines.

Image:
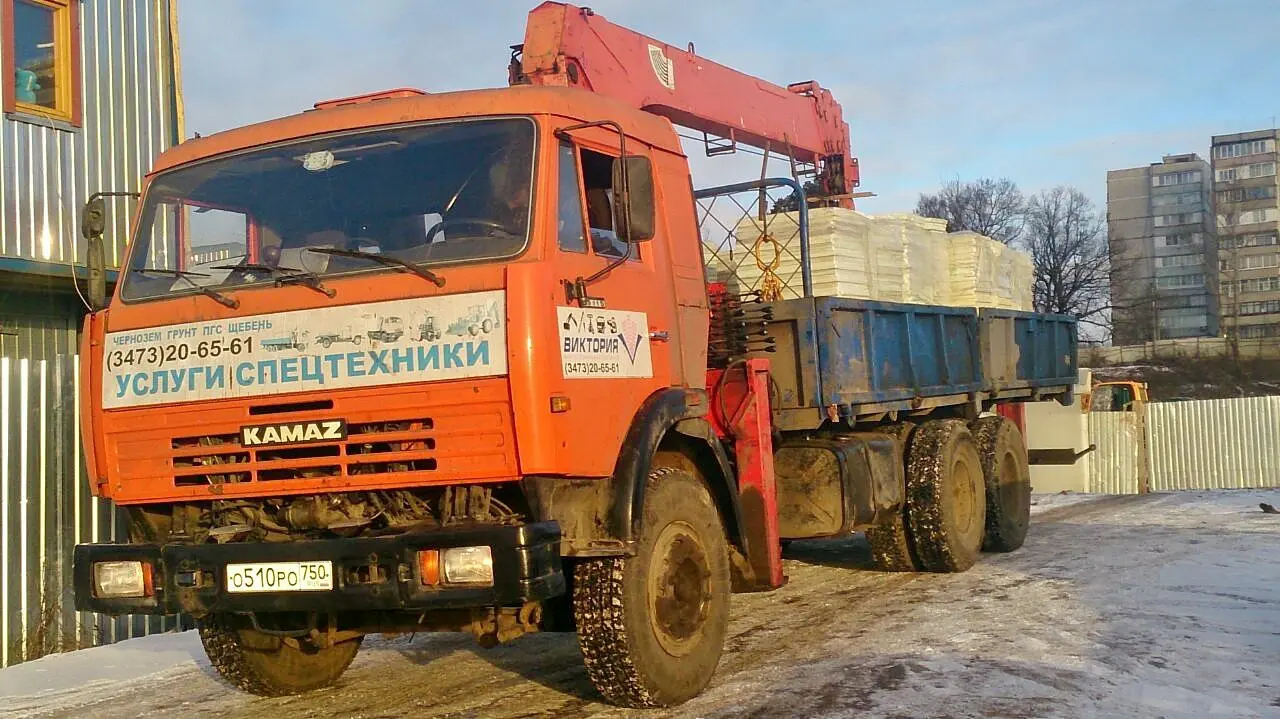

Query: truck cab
left=75, top=84, right=721, bottom=703
left=1086, top=380, right=1149, bottom=412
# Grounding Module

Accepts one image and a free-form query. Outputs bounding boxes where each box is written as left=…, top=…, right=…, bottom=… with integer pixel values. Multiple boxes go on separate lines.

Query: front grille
left=105, top=378, right=518, bottom=503
left=170, top=417, right=437, bottom=486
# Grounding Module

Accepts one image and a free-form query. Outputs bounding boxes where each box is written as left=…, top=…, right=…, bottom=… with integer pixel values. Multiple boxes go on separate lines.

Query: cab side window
left=580, top=147, right=639, bottom=260
left=556, top=141, right=588, bottom=253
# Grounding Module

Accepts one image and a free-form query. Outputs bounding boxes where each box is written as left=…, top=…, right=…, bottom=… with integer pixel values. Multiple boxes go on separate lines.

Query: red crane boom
left=511, top=2, right=859, bottom=204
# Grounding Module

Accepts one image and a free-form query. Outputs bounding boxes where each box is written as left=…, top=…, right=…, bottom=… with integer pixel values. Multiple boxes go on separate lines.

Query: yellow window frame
left=11, top=0, right=75, bottom=123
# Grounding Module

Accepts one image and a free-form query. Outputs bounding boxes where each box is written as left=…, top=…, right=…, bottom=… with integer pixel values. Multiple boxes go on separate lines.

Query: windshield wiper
left=304, top=247, right=446, bottom=287
left=211, top=262, right=301, bottom=274
left=275, top=271, right=337, bottom=298
left=134, top=268, right=240, bottom=309
left=211, top=263, right=337, bottom=299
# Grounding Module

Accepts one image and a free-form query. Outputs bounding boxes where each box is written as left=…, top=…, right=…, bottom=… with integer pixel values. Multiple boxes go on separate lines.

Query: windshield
left=121, top=117, right=534, bottom=301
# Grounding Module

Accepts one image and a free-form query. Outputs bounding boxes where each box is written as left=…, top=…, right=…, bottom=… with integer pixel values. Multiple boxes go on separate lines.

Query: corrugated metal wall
left=0, top=291, right=83, bottom=362
left=1087, top=397, right=1280, bottom=494
left=1087, top=410, right=1145, bottom=494
left=0, top=0, right=178, bottom=267
left=0, top=0, right=182, bottom=668
left=1, top=356, right=182, bottom=668
left=1148, top=397, right=1280, bottom=491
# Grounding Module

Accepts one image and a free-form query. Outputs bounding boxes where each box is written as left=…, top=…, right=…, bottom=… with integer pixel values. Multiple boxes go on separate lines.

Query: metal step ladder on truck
left=72, top=2, right=1078, bottom=708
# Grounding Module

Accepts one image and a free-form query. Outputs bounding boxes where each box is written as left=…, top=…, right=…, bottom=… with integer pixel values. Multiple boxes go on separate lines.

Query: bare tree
left=915, top=178, right=1026, bottom=245
left=1216, top=209, right=1242, bottom=362
left=1022, top=186, right=1111, bottom=332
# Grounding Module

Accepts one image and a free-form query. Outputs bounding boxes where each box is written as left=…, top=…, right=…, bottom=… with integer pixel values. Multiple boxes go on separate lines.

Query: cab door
left=539, top=133, right=679, bottom=477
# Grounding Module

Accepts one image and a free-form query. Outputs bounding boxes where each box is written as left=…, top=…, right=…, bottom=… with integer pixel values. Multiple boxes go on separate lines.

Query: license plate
left=225, top=561, right=334, bottom=593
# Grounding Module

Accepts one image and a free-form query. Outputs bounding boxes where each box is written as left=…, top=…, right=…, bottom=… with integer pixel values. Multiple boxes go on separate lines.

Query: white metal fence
left=1088, top=395, right=1280, bottom=494
left=1, top=356, right=181, bottom=668
left=1147, top=396, right=1280, bottom=491
left=1087, top=410, right=1147, bottom=495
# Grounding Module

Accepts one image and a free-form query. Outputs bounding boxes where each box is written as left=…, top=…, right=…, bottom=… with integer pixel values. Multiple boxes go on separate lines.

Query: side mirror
left=81, top=196, right=106, bottom=240
left=611, top=156, right=655, bottom=242
left=81, top=197, right=108, bottom=310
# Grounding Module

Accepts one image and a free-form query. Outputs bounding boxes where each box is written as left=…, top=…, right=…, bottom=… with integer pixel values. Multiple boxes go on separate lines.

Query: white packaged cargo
left=718, top=208, right=895, bottom=301
left=710, top=207, right=1033, bottom=311
left=948, top=231, right=1035, bottom=311
left=1006, top=247, right=1035, bottom=311
left=883, top=214, right=951, bottom=306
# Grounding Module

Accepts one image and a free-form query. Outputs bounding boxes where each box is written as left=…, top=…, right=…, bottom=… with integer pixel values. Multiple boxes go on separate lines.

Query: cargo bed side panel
left=813, top=298, right=982, bottom=408
left=979, top=308, right=1078, bottom=390
left=760, top=297, right=1078, bottom=430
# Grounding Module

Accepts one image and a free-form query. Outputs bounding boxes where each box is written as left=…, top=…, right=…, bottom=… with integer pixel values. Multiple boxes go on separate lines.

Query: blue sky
left=178, top=0, right=1279, bottom=213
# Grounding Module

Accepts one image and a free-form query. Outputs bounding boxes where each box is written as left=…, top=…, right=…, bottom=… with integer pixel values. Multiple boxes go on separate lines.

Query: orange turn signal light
left=550, top=395, right=571, bottom=413
left=417, top=550, right=440, bottom=586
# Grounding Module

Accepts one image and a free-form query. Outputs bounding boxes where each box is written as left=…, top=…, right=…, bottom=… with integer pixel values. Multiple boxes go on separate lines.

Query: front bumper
left=74, top=521, right=564, bottom=616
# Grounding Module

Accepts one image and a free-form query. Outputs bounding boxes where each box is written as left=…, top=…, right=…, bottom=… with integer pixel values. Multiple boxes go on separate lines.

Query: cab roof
left=152, top=85, right=685, bottom=174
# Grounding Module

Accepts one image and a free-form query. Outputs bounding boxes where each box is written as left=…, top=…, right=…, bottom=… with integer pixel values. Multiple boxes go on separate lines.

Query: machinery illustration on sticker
left=366, top=316, right=405, bottom=344
left=556, top=306, right=653, bottom=379
left=315, top=327, right=363, bottom=349
left=446, top=301, right=501, bottom=337
left=101, top=291, right=507, bottom=409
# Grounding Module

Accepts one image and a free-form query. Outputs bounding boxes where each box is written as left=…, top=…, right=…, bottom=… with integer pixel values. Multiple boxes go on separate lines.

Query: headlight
left=93, top=560, right=153, bottom=598
left=442, top=546, right=493, bottom=585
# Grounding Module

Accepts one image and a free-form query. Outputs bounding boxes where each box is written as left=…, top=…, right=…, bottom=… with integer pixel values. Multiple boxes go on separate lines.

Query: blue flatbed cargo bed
left=760, top=296, right=1078, bottom=431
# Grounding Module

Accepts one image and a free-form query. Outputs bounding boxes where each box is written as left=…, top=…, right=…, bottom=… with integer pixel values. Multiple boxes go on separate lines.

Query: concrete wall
left=1082, top=335, right=1280, bottom=365
left=1023, top=369, right=1092, bottom=493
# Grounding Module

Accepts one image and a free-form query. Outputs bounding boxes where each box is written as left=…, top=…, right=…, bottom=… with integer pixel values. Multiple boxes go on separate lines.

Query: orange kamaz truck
left=73, top=3, right=1077, bottom=707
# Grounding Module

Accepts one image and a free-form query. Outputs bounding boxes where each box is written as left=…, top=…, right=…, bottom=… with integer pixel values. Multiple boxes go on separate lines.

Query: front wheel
left=198, top=615, right=362, bottom=696
left=572, top=467, right=730, bottom=708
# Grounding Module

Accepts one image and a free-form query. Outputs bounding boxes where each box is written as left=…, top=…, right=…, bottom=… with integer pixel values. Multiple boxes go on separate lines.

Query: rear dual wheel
left=904, top=420, right=987, bottom=572
left=867, top=416, right=1031, bottom=573
left=867, top=420, right=987, bottom=573
left=970, top=416, right=1032, bottom=552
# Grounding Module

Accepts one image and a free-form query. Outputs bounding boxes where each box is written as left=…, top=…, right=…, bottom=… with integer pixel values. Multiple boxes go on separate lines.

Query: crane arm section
left=513, top=2, right=859, bottom=201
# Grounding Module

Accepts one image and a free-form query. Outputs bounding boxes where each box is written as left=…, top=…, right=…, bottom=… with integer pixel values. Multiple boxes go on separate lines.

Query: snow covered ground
left=3, top=491, right=1278, bottom=718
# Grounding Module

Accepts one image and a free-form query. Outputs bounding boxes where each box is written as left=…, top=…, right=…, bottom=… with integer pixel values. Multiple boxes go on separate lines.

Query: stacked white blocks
left=707, top=208, right=1033, bottom=310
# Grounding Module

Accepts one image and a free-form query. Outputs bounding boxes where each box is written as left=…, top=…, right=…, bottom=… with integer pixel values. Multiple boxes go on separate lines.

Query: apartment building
left=1107, top=154, right=1217, bottom=344
left=1212, top=129, right=1280, bottom=340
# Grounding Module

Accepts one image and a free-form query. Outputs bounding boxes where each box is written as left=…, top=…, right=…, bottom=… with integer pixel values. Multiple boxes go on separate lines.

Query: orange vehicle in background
left=73, top=3, right=1075, bottom=707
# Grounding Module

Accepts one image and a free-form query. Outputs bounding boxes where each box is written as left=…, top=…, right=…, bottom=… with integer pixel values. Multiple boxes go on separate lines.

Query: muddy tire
left=864, top=422, right=920, bottom=572
left=197, top=615, right=362, bottom=696
left=970, top=416, right=1032, bottom=552
left=865, top=515, right=920, bottom=572
left=904, top=419, right=986, bottom=573
left=572, top=467, right=731, bottom=707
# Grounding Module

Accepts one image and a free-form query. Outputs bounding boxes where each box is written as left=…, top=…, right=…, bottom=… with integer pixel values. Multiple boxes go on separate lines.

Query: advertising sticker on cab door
left=557, top=307, right=653, bottom=379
